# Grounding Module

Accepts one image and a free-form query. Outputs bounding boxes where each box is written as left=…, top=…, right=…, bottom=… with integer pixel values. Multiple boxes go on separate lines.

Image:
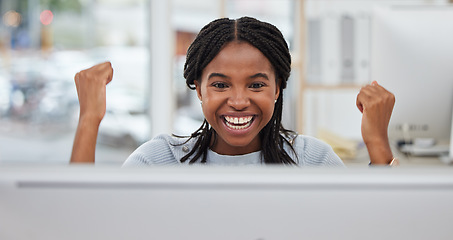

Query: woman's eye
left=250, top=83, right=265, bottom=89
left=213, top=82, right=228, bottom=89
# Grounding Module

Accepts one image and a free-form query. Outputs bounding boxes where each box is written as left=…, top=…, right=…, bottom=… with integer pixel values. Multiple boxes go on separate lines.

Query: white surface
left=149, top=0, right=174, bottom=137
left=450, top=104, right=453, bottom=159
left=400, top=144, right=449, bottom=156
left=1, top=166, right=453, bottom=240
left=371, top=6, right=453, bottom=142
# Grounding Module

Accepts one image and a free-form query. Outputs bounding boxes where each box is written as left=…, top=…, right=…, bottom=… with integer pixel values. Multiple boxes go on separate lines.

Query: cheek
left=263, top=103, right=276, bottom=121
left=260, top=93, right=277, bottom=113
left=200, top=93, right=221, bottom=117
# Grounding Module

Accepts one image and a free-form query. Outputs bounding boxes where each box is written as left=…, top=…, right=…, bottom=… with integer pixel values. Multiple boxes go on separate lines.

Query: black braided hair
left=176, top=16, right=297, bottom=165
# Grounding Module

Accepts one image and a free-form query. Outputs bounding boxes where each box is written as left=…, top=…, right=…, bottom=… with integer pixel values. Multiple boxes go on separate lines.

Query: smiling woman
left=70, top=16, right=396, bottom=166
left=194, top=41, right=279, bottom=156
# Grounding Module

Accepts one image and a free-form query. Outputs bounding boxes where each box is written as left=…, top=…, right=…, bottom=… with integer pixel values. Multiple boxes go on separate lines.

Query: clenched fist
left=74, top=62, right=113, bottom=124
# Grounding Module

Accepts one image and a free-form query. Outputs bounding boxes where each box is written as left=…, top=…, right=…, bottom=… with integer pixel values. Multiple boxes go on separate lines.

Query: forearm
left=365, top=137, right=394, bottom=165
left=70, top=62, right=112, bottom=164
left=70, top=117, right=101, bottom=164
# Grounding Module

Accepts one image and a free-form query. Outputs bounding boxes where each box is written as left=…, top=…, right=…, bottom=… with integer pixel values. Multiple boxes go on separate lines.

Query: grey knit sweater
left=123, top=134, right=344, bottom=167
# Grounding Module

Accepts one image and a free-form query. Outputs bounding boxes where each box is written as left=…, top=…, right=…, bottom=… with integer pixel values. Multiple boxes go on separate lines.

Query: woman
left=71, top=17, right=396, bottom=166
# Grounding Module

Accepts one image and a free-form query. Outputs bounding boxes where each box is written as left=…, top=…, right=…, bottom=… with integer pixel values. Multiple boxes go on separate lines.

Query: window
left=0, top=0, right=149, bottom=164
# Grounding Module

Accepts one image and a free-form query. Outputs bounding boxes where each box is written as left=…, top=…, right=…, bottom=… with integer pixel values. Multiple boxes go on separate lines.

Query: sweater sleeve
left=293, top=135, right=345, bottom=167
left=122, top=134, right=180, bottom=166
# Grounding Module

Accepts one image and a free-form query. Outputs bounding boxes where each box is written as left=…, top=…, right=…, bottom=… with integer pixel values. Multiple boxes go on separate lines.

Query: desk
left=342, top=143, right=449, bottom=167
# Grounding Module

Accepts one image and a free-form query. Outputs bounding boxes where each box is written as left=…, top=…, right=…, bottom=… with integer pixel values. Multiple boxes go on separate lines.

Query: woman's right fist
left=74, top=62, right=113, bottom=124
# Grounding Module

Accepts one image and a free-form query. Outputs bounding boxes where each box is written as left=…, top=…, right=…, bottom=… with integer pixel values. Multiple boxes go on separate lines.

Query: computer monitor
left=1, top=165, right=453, bottom=240
left=371, top=6, right=453, bottom=144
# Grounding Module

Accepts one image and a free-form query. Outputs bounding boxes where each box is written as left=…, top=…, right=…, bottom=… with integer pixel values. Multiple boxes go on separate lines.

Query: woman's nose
left=227, top=89, right=250, bottom=110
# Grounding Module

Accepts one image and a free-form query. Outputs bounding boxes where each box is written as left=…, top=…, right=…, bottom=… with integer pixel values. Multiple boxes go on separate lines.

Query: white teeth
left=225, top=119, right=252, bottom=130
left=224, top=116, right=254, bottom=130
left=225, top=116, right=253, bottom=125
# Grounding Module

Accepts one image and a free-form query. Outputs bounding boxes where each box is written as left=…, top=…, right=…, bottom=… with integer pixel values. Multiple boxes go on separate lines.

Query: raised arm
left=356, top=81, right=396, bottom=165
left=70, top=62, right=113, bottom=163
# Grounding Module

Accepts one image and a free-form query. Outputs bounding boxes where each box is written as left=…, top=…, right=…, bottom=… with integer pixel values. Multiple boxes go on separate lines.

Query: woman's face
left=195, top=41, right=280, bottom=155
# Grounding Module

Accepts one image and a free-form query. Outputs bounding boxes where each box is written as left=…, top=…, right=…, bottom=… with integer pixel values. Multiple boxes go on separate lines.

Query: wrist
left=365, top=138, right=394, bottom=165
left=79, top=113, right=103, bottom=127
left=369, top=157, right=399, bottom=166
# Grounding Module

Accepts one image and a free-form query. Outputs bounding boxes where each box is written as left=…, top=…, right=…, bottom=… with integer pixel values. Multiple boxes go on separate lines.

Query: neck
left=209, top=131, right=262, bottom=155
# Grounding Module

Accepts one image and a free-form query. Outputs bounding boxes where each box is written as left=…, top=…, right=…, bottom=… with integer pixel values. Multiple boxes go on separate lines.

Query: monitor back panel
left=1, top=166, right=453, bottom=240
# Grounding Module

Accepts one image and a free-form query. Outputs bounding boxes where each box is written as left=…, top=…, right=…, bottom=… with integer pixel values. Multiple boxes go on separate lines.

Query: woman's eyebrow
left=208, top=73, right=229, bottom=80
left=249, top=73, right=269, bottom=80
left=207, top=72, right=269, bottom=80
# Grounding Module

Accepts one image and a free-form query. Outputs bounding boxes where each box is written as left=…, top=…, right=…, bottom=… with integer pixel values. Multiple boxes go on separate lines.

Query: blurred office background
left=0, top=0, right=451, bottom=165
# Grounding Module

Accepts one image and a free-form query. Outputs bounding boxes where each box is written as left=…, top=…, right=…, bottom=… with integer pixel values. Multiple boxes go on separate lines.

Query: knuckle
left=79, top=70, right=87, bottom=78
left=386, top=93, right=395, bottom=102
left=101, top=61, right=112, bottom=69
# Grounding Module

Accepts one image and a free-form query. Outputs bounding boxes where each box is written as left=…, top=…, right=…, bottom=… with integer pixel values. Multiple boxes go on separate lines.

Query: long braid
left=178, top=16, right=296, bottom=164
left=177, top=119, right=213, bottom=164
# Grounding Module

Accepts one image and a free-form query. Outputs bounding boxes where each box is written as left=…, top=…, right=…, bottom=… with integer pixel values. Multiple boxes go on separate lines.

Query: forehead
left=202, top=41, right=274, bottom=76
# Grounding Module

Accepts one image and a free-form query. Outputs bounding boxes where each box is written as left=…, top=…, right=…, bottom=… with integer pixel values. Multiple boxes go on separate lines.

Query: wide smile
left=223, top=115, right=254, bottom=130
